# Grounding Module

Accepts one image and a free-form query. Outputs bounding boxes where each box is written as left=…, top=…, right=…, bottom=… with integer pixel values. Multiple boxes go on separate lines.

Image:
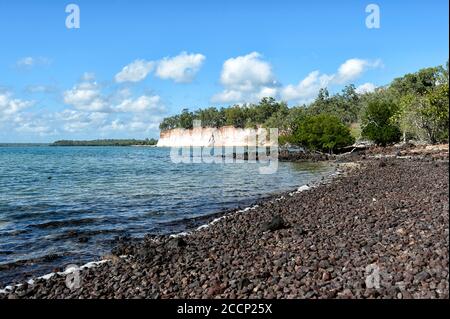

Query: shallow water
left=0, top=146, right=333, bottom=285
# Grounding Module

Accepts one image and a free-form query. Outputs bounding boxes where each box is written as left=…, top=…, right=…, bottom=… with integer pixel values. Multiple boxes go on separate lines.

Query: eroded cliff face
left=157, top=126, right=277, bottom=147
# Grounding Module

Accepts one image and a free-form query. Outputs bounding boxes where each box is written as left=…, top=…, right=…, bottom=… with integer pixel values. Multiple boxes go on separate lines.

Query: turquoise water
left=0, top=146, right=333, bottom=284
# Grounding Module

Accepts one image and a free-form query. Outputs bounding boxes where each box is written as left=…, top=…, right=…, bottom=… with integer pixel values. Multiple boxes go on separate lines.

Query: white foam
left=170, top=204, right=261, bottom=237
left=0, top=258, right=113, bottom=294
left=40, top=273, right=55, bottom=280
left=288, top=184, right=312, bottom=196
left=297, top=185, right=310, bottom=192
left=0, top=286, right=12, bottom=294
left=170, top=231, right=189, bottom=238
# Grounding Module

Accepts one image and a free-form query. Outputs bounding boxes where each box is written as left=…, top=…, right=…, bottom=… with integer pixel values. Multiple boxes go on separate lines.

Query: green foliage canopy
left=291, top=114, right=355, bottom=153
left=361, top=99, right=401, bottom=146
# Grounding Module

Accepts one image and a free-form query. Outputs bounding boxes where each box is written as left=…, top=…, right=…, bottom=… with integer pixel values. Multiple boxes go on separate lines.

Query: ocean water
left=0, top=146, right=333, bottom=285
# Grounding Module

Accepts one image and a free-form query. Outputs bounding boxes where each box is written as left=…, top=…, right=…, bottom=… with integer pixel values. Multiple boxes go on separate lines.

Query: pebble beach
left=1, top=144, right=448, bottom=299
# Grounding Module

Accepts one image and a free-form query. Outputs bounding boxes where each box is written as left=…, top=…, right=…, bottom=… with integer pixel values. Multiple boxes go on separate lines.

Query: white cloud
left=114, top=52, right=205, bottom=84
left=114, top=60, right=155, bottom=83
left=155, top=52, right=205, bottom=83
left=211, top=90, right=243, bottom=104
left=356, top=82, right=377, bottom=94
left=64, top=72, right=167, bottom=116
left=114, top=95, right=165, bottom=113
left=282, top=71, right=333, bottom=102
left=3, top=67, right=168, bottom=139
left=0, top=95, right=56, bottom=137
left=56, top=110, right=162, bottom=135
left=212, top=52, right=278, bottom=104
left=25, top=84, right=57, bottom=94
left=100, top=115, right=162, bottom=133
left=0, top=91, right=34, bottom=120
left=280, top=58, right=382, bottom=103
left=63, top=79, right=108, bottom=112
left=16, top=56, right=51, bottom=69
left=116, top=88, right=132, bottom=99
left=220, top=52, right=275, bottom=91
left=81, top=72, right=96, bottom=82
left=334, top=58, right=382, bottom=84
left=13, top=115, right=56, bottom=135
left=17, top=57, right=34, bottom=67
left=57, top=71, right=168, bottom=135
left=57, top=109, right=108, bottom=133
left=257, top=86, right=278, bottom=98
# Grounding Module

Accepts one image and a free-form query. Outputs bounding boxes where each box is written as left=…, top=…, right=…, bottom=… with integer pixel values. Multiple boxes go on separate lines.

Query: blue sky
left=0, top=0, right=448, bottom=142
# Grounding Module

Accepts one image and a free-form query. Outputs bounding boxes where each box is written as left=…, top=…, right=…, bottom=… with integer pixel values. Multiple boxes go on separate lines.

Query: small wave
left=27, top=218, right=99, bottom=230
left=51, top=228, right=125, bottom=241
left=0, top=229, right=30, bottom=238
left=0, top=253, right=64, bottom=272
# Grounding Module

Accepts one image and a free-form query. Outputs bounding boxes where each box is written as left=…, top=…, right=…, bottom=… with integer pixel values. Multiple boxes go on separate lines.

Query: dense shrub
left=361, top=100, right=401, bottom=146
left=291, top=114, right=355, bottom=153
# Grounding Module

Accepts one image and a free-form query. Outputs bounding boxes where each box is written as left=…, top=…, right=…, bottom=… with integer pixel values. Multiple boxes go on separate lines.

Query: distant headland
left=50, top=139, right=158, bottom=147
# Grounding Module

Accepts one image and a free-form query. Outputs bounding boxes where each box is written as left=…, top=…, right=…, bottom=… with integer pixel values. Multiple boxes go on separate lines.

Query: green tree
left=390, top=67, right=441, bottom=96
left=308, top=86, right=362, bottom=125
left=194, top=107, right=226, bottom=127
left=291, top=114, right=355, bottom=153
left=263, top=103, right=290, bottom=129
left=361, top=100, right=401, bottom=146
left=420, top=84, right=449, bottom=143
left=253, top=97, right=285, bottom=123
left=179, top=109, right=194, bottom=129
left=390, top=63, right=449, bottom=143
left=224, top=105, right=246, bottom=128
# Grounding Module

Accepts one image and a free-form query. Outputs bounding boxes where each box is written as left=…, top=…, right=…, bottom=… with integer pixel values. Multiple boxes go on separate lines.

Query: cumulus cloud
left=334, top=58, right=382, bottom=84
left=211, top=90, right=243, bottom=104
left=114, top=60, right=155, bottom=83
left=281, top=71, right=333, bottom=102
left=356, top=82, right=377, bottom=94
left=63, top=76, right=108, bottom=112
left=155, top=52, right=205, bottom=83
left=64, top=75, right=166, bottom=115
left=57, top=109, right=108, bottom=133
left=54, top=70, right=167, bottom=137
left=100, top=115, right=163, bottom=133
left=280, top=58, right=382, bottom=103
left=114, top=52, right=205, bottom=84
left=220, top=52, right=275, bottom=91
left=0, top=92, right=57, bottom=137
left=211, top=56, right=382, bottom=104
left=0, top=91, right=34, bottom=120
left=114, top=95, right=164, bottom=113
left=212, top=52, right=278, bottom=104
left=3, top=65, right=168, bottom=139
left=55, top=109, right=163, bottom=136
left=13, top=114, right=56, bottom=135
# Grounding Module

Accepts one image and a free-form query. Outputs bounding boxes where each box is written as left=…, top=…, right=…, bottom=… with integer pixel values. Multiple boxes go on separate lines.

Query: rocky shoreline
left=1, top=144, right=448, bottom=299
